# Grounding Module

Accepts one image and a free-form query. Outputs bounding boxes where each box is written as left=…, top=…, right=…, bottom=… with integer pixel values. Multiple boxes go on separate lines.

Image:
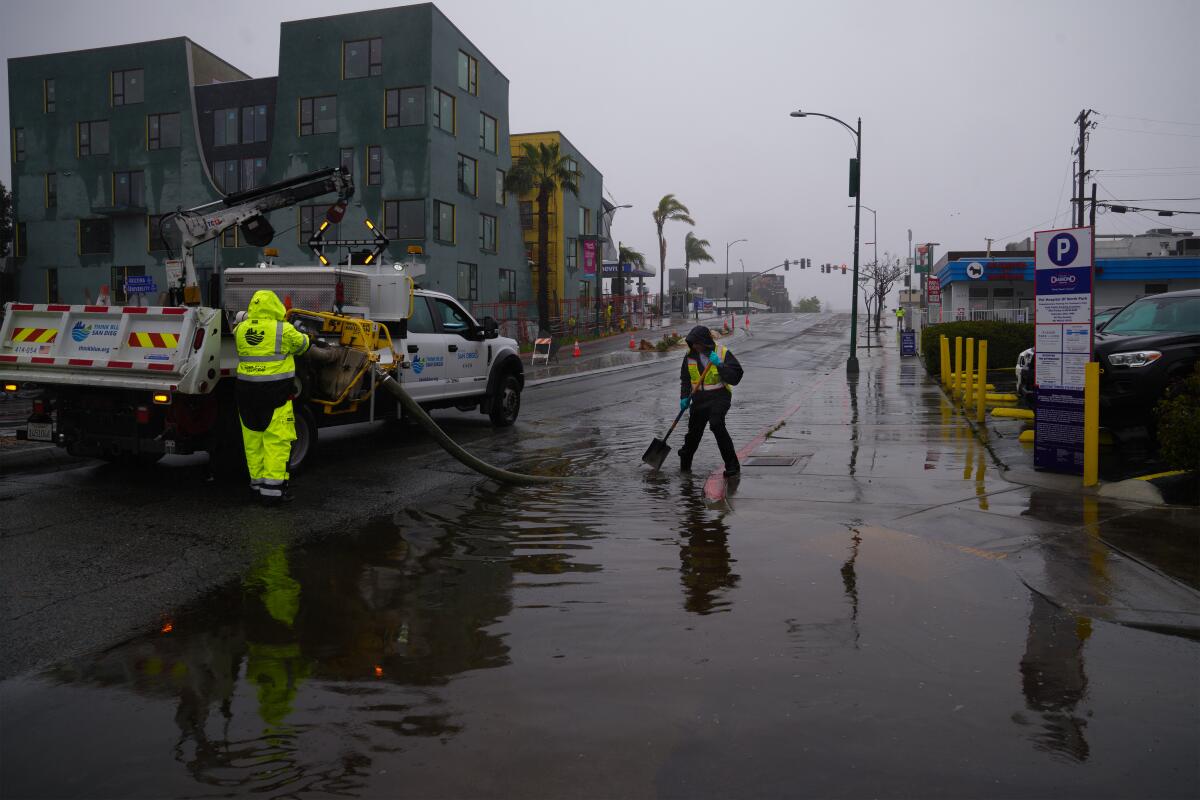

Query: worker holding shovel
left=678, top=325, right=743, bottom=475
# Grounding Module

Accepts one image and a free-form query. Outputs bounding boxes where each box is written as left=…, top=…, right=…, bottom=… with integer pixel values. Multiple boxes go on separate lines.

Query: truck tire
left=288, top=404, right=318, bottom=473
left=488, top=372, right=521, bottom=427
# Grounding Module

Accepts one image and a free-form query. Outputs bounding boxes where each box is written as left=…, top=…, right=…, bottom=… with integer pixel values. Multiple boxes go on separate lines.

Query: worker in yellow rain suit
left=235, top=290, right=311, bottom=503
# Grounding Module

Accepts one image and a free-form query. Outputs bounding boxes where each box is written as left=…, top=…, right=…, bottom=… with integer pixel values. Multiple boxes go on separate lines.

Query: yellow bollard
left=1019, top=429, right=1035, bottom=444
left=993, top=407, right=1035, bottom=420
left=953, top=337, right=963, bottom=394
left=940, top=335, right=951, bottom=388
left=976, top=340, right=988, bottom=423
left=1083, top=362, right=1100, bottom=487
left=963, top=338, right=975, bottom=402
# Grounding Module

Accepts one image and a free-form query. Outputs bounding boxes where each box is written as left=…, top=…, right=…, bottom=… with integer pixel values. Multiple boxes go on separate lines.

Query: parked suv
left=1015, top=292, right=1200, bottom=427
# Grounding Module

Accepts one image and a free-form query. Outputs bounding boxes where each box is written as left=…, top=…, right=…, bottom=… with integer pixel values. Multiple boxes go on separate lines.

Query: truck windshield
left=1102, top=295, right=1200, bottom=335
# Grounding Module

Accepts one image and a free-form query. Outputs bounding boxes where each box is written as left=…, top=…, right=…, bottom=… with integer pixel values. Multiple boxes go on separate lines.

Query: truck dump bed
left=0, top=303, right=223, bottom=394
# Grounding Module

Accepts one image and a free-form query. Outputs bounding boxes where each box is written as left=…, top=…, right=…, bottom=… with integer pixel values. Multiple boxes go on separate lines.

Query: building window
left=113, top=170, right=145, bottom=207
left=112, top=68, right=144, bottom=106
left=566, top=237, right=577, bottom=269
left=300, top=205, right=339, bottom=244
left=214, top=107, right=238, bottom=146
left=45, top=173, right=56, bottom=208
left=78, top=120, right=109, bottom=156
left=385, top=87, right=424, bottom=127
left=148, top=214, right=177, bottom=253
left=499, top=268, right=516, bottom=302
left=45, top=268, right=58, bottom=302
left=367, top=145, right=381, bottom=185
left=384, top=199, right=424, bottom=240
left=519, top=200, right=534, bottom=230
left=479, top=113, right=496, bottom=153
left=44, top=79, right=55, bottom=113
left=457, top=153, right=477, bottom=196
left=148, top=112, right=181, bottom=149
left=213, top=159, right=238, bottom=193
left=344, top=38, right=382, bottom=79
left=565, top=157, right=578, bottom=176
left=241, top=104, right=268, bottom=143
left=300, top=96, right=337, bottom=136
left=79, top=219, right=113, bottom=255
left=479, top=213, right=496, bottom=253
left=240, top=157, right=266, bottom=191
left=579, top=207, right=591, bottom=235
left=14, top=128, right=25, bottom=162
left=434, top=200, right=455, bottom=243
left=433, top=89, right=455, bottom=134
left=111, top=265, right=146, bottom=305
left=15, top=223, right=27, bottom=258
left=457, top=51, right=478, bottom=95
left=457, top=262, right=478, bottom=301
left=221, top=227, right=239, bottom=248
left=496, top=169, right=506, bottom=206
left=340, top=147, right=355, bottom=180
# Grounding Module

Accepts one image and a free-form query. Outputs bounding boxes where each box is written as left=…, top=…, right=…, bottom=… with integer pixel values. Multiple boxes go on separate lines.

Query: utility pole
left=985, top=237, right=994, bottom=258
left=1073, top=109, right=1095, bottom=227
left=1089, top=183, right=1098, bottom=228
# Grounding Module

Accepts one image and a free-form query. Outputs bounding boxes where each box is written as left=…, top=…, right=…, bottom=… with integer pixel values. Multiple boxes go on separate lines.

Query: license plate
left=27, top=422, right=53, bottom=442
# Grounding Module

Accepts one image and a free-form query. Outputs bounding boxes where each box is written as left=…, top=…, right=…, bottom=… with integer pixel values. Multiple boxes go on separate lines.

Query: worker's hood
left=247, top=290, right=286, bottom=321
left=685, top=325, right=715, bottom=351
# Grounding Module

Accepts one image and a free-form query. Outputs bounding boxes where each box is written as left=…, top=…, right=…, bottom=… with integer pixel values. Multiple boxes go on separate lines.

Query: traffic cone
left=629, top=335, right=636, bottom=350
left=573, top=340, right=581, bottom=358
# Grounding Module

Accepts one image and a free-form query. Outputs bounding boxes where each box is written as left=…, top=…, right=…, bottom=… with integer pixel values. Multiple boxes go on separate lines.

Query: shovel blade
left=642, top=438, right=672, bottom=470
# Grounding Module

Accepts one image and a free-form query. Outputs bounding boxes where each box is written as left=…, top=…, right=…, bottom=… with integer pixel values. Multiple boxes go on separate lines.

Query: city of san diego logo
left=71, top=322, right=92, bottom=342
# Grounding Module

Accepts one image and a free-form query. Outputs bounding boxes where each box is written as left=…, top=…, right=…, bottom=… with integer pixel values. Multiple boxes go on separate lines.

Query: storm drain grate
left=744, top=457, right=798, bottom=467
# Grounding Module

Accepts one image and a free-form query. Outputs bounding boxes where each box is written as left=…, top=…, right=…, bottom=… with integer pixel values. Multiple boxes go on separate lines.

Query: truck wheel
left=288, top=404, right=318, bottom=473
left=488, top=373, right=521, bottom=427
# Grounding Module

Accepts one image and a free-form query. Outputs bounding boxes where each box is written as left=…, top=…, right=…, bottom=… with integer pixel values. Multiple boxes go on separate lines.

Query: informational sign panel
left=1033, top=226, right=1094, bottom=474
left=926, top=276, right=941, bottom=302
left=900, top=330, right=917, bottom=357
left=124, top=275, right=158, bottom=295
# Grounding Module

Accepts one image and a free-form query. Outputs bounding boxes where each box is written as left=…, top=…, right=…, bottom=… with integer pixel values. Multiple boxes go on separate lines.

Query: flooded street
left=2, top=314, right=1197, bottom=799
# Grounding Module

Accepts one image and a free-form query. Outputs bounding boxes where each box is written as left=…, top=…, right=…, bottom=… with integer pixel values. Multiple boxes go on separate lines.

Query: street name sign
left=1033, top=226, right=1094, bottom=474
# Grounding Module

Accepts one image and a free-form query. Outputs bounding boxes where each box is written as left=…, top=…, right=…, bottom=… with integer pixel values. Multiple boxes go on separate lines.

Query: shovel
left=642, top=361, right=714, bottom=470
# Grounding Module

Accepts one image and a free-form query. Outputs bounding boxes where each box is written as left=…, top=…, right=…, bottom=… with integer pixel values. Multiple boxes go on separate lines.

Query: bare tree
left=857, top=254, right=905, bottom=333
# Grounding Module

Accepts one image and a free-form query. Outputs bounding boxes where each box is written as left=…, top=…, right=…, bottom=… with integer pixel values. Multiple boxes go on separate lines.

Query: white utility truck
left=0, top=168, right=524, bottom=475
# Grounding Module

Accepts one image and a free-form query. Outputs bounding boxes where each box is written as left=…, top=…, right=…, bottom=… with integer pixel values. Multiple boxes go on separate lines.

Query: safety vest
left=687, top=345, right=732, bottom=393
left=895, top=308, right=905, bottom=318
left=235, top=320, right=308, bottom=382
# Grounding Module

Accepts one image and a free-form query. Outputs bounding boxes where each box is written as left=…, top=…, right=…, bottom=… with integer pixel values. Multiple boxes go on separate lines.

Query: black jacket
left=680, top=326, right=744, bottom=398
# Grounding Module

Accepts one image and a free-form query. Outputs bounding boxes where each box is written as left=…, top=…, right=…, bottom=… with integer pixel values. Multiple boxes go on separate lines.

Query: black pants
left=678, top=390, right=739, bottom=470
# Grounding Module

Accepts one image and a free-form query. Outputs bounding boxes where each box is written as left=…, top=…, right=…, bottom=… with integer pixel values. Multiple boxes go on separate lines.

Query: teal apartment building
left=5, top=3, right=527, bottom=310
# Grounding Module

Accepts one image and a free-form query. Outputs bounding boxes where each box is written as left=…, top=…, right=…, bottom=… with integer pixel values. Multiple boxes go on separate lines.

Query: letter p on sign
left=1049, top=232, right=1079, bottom=267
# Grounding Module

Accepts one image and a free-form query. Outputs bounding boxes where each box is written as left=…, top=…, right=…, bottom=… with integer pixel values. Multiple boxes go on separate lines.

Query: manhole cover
left=744, top=457, right=798, bottom=467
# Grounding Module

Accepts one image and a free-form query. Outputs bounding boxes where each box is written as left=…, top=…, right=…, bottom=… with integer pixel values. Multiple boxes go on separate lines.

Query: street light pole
left=792, top=109, right=862, bottom=374
left=595, top=203, right=632, bottom=335
left=725, top=238, right=747, bottom=317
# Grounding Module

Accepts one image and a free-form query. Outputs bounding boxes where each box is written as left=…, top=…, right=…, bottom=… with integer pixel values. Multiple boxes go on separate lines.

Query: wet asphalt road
left=1, top=313, right=1197, bottom=799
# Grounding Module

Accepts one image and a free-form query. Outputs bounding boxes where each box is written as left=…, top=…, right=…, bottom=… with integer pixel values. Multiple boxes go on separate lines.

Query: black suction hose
left=373, top=366, right=567, bottom=485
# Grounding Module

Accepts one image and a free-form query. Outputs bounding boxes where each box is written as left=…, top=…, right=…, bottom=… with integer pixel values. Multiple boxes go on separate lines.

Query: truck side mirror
left=482, top=315, right=499, bottom=339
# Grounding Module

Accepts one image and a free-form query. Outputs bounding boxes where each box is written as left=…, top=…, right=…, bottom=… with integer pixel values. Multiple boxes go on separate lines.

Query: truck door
left=400, top=296, right=449, bottom=401
left=430, top=297, right=486, bottom=397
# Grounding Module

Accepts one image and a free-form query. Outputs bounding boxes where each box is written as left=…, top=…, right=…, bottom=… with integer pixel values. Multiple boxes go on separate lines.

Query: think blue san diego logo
left=411, top=355, right=425, bottom=374
left=71, top=321, right=91, bottom=342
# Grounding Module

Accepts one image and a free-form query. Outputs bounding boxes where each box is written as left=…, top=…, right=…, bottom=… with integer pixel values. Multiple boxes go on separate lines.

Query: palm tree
left=505, top=141, right=579, bottom=333
left=652, top=194, right=694, bottom=320
left=683, top=232, right=713, bottom=318
left=617, top=245, right=645, bottom=296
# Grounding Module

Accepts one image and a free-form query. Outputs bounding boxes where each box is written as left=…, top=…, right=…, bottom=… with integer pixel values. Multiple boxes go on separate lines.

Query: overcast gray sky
left=3, top=0, right=1198, bottom=309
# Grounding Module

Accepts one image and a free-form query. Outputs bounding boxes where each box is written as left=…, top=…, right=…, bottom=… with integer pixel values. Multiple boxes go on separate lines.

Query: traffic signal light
left=784, top=259, right=790, bottom=271
left=841, top=264, right=847, bottom=274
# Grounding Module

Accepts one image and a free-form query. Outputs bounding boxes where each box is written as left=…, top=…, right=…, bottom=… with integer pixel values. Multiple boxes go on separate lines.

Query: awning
left=602, top=261, right=655, bottom=278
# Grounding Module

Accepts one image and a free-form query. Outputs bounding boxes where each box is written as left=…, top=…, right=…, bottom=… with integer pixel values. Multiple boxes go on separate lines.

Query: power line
left=1096, top=112, right=1200, bottom=128
left=1099, top=126, right=1200, bottom=139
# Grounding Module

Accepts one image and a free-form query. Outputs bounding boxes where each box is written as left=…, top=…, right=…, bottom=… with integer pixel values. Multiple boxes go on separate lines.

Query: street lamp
left=851, top=204, right=878, bottom=267
left=792, top=108, right=863, bottom=374
left=594, top=203, right=632, bottom=334
left=725, top=238, right=747, bottom=316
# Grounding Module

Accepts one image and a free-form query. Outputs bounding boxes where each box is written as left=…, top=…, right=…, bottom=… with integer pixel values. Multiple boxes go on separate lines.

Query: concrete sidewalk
left=716, top=339, right=1200, bottom=635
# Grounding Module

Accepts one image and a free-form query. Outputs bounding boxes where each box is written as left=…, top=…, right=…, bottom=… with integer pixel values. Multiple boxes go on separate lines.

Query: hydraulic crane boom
left=164, top=167, right=354, bottom=304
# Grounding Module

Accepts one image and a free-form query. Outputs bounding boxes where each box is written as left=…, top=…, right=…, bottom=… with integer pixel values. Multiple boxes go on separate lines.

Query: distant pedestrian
left=678, top=325, right=743, bottom=476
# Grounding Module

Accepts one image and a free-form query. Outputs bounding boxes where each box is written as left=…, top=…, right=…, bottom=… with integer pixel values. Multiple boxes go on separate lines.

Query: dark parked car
left=1094, top=290, right=1200, bottom=426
